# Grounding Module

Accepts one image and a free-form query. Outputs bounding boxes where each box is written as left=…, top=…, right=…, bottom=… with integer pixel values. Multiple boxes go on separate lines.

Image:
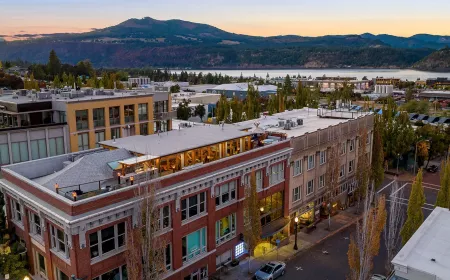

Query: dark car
left=427, top=165, right=438, bottom=173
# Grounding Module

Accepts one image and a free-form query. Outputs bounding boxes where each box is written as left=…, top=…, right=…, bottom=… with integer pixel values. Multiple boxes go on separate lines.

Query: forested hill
left=0, top=17, right=446, bottom=69
left=413, top=47, right=450, bottom=71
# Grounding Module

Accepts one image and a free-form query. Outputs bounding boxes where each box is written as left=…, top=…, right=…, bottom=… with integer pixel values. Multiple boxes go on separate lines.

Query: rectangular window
left=235, top=242, right=245, bottom=258
left=244, top=170, right=263, bottom=191
left=59, top=111, right=67, bottom=123
left=93, top=108, right=105, bottom=127
left=92, top=265, right=127, bottom=280
left=140, top=123, right=148, bottom=135
left=109, top=107, right=120, bottom=125
left=154, top=120, right=169, bottom=133
left=340, top=164, right=346, bottom=178
left=181, top=192, right=206, bottom=221
left=367, top=134, right=371, bottom=144
left=215, top=213, right=236, bottom=245
left=319, top=175, right=325, bottom=189
left=320, top=150, right=326, bottom=165
left=111, top=127, right=121, bottom=140
left=75, top=110, right=88, bottom=130
left=29, top=212, right=42, bottom=237
left=77, top=133, right=89, bottom=151
left=157, top=205, right=171, bottom=230
left=340, top=142, right=346, bottom=155
left=124, top=105, right=135, bottom=123
left=11, top=141, right=29, bottom=163
left=349, top=139, right=355, bottom=152
left=95, top=131, right=105, bottom=148
left=11, top=199, right=22, bottom=223
left=293, top=159, right=302, bottom=176
left=269, top=163, right=284, bottom=185
left=292, top=186, right=301, bottom=202
left=349, top=160, right=354, bottom=173
left=50, top=225, right=69, bottom=259
left=182, top=227, right=207, bottom=263
left=215, top=181, right=236, bottom=207
left=55, top=267, right=69, bottom=280
left=0, top=143, right=10, bottom=165
left=89, top=222, right=125, bottom=260
left=30, top=139, right=47, bottom=160
left=260, top=191, right=284, bottom=226
left=138, top=103, right=148, bottom=121
left=165, top=244, right=172, bottom=271
left=49, top=137, right=64, bottom=156
left=307, top=155, right=315, bottom=170
left=307, top=179, right=314, bottom=196
left=36, top=252, right=47, bottom=277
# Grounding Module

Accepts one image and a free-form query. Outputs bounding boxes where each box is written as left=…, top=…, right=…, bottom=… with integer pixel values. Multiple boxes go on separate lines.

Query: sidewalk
left=213, top=207, right=361, bottom=280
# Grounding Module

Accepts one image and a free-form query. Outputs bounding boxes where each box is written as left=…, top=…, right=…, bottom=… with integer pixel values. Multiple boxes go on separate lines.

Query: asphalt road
left=281, top=175, right=438, bottom=280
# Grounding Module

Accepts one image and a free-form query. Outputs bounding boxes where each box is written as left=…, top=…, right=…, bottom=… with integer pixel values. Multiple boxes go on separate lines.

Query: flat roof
left=99, top=125, right=253, bottom=156
left=209, top=83, right=277, bottom=92
left=234, top=108, right=370, bottom=138
left=0, top=89, right=162, bottom=105
left=392, top=207, right=450, bottom=279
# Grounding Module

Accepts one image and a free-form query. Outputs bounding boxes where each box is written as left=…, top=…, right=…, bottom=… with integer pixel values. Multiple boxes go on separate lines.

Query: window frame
left=138, top=103, right=148, bottom=121
left=293, top=159, right=302, bottom=176
left=181, top=192, right=206, bottom=221
left=319, top=174, right=325, bottom=189
left=307, top=155, right=315, bottom=170
left=30, top=139, right=47, bottom=160
left=75, top=109, right=89, bottom=131
left=89, top=222, right=126, bottom=261
left=349, top=139, right=355, bottom=152
left=307, top=179, right=314, bottom=196
left=92, top=265, right=127, bottom=280
left=320, top=150, right=326, bottom=165
left=339, top=164, right=346, bottom=178
left=215, top=181, right=237, bottom=207
left=10, top=199, right=22, bottom=224
left=215, top=213, right=237, bottom=245
left=157, top=205, right=171, bottom=231
left=182, top=227, right=207, bottom=263
left=50, top=225, right=70, bottom=259
left=77, top=133, right=89, bottom=151
left=349, top=160, right=354, bottom=173
left=292, top=186, right=301, bottom=202
left=93, top=108, right=105, bottom=128
left=340, top=142, right=346, bottom=155
left=29, top=211, right=42, bottom=238
left=269, top=162, right=285, bottom=185
left=11, top=141, right=29, bottom=163
left=109, top=106, right=120, bottom=125
left=244, top=170, right=263, bottom=191
left=95, top=130, right=105, bottom=148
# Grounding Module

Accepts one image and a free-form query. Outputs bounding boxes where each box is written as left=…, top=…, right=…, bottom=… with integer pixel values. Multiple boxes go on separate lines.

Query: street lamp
left=396, top=153, right=400, bottom=174
left=293, top=217, right=299, bottom=250
left=260, top=207, right=264, bottom=213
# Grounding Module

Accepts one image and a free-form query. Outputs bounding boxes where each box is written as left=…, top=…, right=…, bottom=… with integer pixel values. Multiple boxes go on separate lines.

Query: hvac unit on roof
left=278, top=120, right=285, bottom=127
left=297, top=118, right=304, bottom=126
left=284, top=120, right=291, bottom=130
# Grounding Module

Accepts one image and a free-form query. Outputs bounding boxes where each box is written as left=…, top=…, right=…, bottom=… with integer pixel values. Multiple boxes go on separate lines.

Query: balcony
left=154, top=111, right=176, bottom=121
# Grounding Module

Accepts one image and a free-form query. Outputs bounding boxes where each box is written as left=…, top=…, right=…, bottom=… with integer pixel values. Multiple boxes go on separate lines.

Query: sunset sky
left=1, top=0, right=450, bottom=39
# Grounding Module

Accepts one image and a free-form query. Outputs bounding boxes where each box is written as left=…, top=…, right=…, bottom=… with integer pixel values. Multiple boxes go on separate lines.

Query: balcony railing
left=76, top=121, right=89, bottom=130
left=154, top=111, right=176, bottom=121
left=93, top=119, right=105, bottom=127
left=124, top=115, right=134, bottom=123
left=110, top=118, right=120, bottom=125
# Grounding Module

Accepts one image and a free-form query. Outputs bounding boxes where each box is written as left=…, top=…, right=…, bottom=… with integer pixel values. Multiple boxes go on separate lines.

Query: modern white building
left=391, top=207, right=450, bottom=280
left=128, top=76, right=151, bottom=86
left=374, top=85, right=394, bottom=96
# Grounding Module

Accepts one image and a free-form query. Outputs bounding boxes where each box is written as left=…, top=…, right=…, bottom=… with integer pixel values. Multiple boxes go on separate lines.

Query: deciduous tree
left=383, top=180, right=405, bottom=274
left=436, top=158, right=450, bottom=209
left=400, top=169, right=425, bottom=245
left=194, top=104, right=206, bottom=122
left=243, top=171, right=262, bottom=274
left=176, top=99, right=192, bottom=121
left=126, top=182, right=167, bottom=280
left=347, top=192, right=387, bottom=280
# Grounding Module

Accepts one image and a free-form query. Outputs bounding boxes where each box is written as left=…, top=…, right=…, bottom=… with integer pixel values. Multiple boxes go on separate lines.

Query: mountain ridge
left=0, top=17, right=448, bottom=70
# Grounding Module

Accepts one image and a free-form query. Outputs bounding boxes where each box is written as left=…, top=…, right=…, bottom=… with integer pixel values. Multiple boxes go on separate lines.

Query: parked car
left=427, top=165, right=439, bottom=173
left=254, top=261, right=286, bottom=280
left=371, top=274, right=387, bottom=280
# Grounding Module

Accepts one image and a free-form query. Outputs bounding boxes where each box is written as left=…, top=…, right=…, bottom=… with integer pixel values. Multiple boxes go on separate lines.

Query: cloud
left=13, top=34, right=41, bottom=38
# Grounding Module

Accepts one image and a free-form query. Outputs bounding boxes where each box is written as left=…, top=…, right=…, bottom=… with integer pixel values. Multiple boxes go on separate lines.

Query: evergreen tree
left=62, top=72, right=69, bottom=86
left=283, top=75, right=293, bottom=95
left=372, top=115, right=385, bottom=190
left=0, top=61, right=3, bottom=69
left=245, top=84, right=261, bottom=120
left=194, top=104, right=206, bottom=122
left=295, top=81, right=306, bottom=108
left=176, top=99, right=192, bottom=121
left=47, top=49, right=61, bottom=78
left=436, top=158, right=450, bottom=209
left=400, top=169, right=425, bottom=245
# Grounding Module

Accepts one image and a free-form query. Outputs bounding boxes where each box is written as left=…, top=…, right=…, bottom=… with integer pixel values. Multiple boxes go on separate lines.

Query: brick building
left=0, top=124, right=292, bottom=280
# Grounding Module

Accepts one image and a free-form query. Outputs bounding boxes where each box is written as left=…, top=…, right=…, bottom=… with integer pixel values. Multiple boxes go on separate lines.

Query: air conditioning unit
left=297, top=118, right=303, bottom=125
left=278, top=120, right=285, bottom=127
left=284, top=120, right=291, bottom=130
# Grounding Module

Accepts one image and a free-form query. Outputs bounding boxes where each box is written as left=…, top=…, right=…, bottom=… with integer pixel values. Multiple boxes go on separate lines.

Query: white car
left=254, top=261, right=286, bottom=280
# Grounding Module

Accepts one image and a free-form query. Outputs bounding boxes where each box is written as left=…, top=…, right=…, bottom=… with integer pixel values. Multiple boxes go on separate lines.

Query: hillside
left=413, top=47, right=450, bottom=71
left=0, top=17, right=445, bottom=69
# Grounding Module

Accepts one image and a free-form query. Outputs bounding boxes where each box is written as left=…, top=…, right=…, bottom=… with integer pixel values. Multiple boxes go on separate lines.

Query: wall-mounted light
left=260, top=207, right=264, bottom=212
left=72, top=192, right=77, bottom=201
left=130, top=176, right=134, bottom=185
left=117, top=172, right=121, bottom=185
left=54, top=183, right=59, bottom=194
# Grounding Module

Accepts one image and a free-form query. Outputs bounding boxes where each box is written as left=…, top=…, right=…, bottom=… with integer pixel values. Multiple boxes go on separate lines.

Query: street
left=281, top=173, right=439, bottom=280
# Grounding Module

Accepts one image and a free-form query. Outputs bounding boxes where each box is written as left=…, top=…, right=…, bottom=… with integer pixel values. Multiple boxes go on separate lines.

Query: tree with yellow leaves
left=347, top=192, right=387, bottom=280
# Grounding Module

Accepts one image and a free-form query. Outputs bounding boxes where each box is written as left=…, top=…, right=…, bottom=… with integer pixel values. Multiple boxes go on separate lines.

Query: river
left=172, top=69, right=450, bottom=81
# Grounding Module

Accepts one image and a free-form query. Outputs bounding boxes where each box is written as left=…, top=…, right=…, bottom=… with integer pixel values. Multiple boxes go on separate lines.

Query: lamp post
left=396, top=153, right=400, bottom=174
left=293, top=217, right=299, bottom=250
